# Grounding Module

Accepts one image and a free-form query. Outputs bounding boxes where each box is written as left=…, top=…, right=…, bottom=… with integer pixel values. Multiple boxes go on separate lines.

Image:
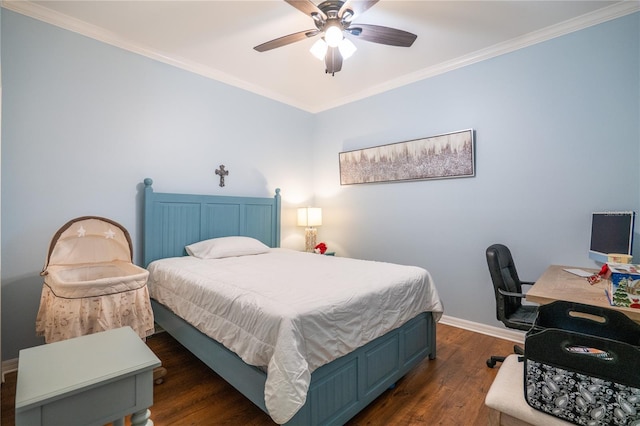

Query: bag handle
left=532, top=301, right=640, bottom=345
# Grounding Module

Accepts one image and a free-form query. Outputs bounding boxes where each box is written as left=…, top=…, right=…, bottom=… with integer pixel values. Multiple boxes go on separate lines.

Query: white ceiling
left=3, top=0, right=637, bottom=112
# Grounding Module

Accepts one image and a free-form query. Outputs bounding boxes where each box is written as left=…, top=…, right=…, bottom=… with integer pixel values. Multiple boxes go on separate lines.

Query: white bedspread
left=147, top=249, right=443, bottom=424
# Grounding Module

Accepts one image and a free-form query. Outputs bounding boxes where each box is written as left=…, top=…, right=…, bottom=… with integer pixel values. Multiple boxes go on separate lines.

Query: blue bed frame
left=142, top=178, right=437, bottom=425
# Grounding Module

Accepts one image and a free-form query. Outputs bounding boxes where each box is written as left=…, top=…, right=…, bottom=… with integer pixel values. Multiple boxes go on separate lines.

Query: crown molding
left=317, top=1, right=640, bottom=112
left=3, top=0, right=638, bottom=113
left=1, top=0, right=315, bottom=112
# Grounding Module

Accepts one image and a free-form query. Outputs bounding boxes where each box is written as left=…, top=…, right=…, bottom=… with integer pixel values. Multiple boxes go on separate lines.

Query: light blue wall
left=0, top=10, right=314, bottom=359
left=313, top=12, right=640, bottom=326
left=1, top=9, right=638, bottom=360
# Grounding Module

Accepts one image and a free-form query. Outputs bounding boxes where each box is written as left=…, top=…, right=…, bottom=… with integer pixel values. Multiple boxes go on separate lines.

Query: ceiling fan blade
left=348, top=23, right=417, bottom=47
left=254, top=29, right=319, bottom=52
left=285, top=0, right=327, bottom=20
left=324, top=46, right=343, bottom=75
left=339, top=0, right=379, bottom=19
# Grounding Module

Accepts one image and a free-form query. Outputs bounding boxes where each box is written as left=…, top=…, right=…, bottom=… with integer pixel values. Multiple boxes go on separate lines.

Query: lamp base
left=304, top=228, right=317, bottom=252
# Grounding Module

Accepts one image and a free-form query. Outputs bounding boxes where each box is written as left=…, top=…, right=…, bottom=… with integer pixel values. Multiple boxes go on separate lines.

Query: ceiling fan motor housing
left=313, top=0, right=353, bottom=32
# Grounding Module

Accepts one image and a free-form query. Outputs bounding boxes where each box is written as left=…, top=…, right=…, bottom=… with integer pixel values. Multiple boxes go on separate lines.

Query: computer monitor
left=589, top=211, right=636, bottom=263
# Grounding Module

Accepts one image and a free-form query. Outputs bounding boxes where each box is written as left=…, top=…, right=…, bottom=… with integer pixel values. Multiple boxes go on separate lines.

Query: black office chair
left=486, top=243, right=538, bottom=368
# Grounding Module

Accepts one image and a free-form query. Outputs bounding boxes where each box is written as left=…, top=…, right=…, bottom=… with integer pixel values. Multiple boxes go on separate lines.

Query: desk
left=15, top=326, right=161, bottom=426
left=526, top=264, right=640, bottom=324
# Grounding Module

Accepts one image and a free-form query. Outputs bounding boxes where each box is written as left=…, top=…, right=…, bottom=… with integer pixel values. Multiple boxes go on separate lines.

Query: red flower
left=315, top=242, right=327, bottom=254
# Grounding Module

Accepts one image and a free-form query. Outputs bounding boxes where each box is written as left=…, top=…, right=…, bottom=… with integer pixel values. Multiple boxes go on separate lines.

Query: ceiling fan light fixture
left=324, top=25, right=343, bottom=47
left=310, top=38, right=328, bottom=61
left=255, top=0, right=417, bottom=74
left=338, top=38, right=357, bottom=60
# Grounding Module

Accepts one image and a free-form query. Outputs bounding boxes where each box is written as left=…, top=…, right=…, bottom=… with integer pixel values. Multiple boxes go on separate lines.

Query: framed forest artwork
left=339, top=129, right=475, bottom=185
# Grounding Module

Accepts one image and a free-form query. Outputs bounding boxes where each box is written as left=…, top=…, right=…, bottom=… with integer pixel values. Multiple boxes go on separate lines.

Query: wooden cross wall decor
left=215, top=165, right=229, bottom=187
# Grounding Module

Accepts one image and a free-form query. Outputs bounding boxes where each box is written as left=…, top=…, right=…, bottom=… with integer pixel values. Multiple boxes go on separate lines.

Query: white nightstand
left=15, top=326, right=161, bottom=426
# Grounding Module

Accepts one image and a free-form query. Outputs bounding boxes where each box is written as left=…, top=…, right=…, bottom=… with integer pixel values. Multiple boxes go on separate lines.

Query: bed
left=142, top=178, right=443, bottom=425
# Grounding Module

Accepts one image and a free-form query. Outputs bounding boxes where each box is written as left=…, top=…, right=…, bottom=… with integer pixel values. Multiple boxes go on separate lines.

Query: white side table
left=15, top=326, right=161, bottom=426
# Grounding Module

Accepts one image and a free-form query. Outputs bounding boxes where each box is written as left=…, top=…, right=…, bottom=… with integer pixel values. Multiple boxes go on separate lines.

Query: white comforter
left=147, top=249, right=443, bottom=424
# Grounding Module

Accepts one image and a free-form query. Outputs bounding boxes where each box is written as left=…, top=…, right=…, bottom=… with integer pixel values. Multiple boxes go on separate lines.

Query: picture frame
left=339, top=129, right=475, bottom=185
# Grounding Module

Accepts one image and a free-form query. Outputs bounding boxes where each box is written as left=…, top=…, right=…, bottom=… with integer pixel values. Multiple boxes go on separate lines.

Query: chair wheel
left=486, top=358, right=496, bottom=368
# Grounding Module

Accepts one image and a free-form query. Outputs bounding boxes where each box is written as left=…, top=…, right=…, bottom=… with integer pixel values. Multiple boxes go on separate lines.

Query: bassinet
left=36, top=216, right=154, bottom=343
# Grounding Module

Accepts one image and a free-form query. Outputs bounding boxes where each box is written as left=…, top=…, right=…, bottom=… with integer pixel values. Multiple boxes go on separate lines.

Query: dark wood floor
left=2, top=323, right=516, bottom=425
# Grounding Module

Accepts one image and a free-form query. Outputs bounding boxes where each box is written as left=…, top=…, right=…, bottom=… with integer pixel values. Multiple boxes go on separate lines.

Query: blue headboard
left=143, top=178, right=281, bottom=266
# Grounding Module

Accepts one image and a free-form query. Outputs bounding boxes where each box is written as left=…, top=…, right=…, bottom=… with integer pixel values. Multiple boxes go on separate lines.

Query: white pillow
left=185, top=236, right=269, bottom=259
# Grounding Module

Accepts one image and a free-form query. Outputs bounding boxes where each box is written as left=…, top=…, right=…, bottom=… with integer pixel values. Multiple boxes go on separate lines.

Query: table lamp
left=297, top=207, right=322, bottom=252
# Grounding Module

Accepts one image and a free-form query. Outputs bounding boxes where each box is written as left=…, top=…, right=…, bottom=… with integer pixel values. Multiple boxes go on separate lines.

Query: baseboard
left=439, top=314, right=526, bottom=345
left=0, top=316, right=523, bottom=381
left=2, top=358, right=18, bottom=382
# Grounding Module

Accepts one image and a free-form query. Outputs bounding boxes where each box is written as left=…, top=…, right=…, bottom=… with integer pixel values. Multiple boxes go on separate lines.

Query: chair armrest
left=521, top=282, right=535, bottom=294
left=498, top=288, right=526, bottom=299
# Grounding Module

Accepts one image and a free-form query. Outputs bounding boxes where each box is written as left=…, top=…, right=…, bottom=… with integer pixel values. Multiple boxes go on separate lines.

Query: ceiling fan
left=253, top=0, right=417, bottom=75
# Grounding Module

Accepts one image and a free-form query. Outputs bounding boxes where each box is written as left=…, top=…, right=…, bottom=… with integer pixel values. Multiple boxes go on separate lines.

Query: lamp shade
left=338, top=38, right=357, bottom=59
left=310, top=38, right=328, bottom=61
left=297, top=207, right=322, bottom=227
left=324, top=25, right=343, bottom=47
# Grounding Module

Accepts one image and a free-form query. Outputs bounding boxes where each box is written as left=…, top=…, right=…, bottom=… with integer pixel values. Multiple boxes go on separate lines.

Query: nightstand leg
left=131, top=408, right=153, bottom=426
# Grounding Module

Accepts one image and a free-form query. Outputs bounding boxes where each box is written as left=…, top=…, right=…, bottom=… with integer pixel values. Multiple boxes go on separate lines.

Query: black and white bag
left=524, top=301, right=640, bottom=426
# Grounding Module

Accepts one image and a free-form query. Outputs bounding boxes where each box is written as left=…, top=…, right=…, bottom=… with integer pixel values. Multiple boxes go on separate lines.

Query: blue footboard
left=152, top=300, right=436, bottom=425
